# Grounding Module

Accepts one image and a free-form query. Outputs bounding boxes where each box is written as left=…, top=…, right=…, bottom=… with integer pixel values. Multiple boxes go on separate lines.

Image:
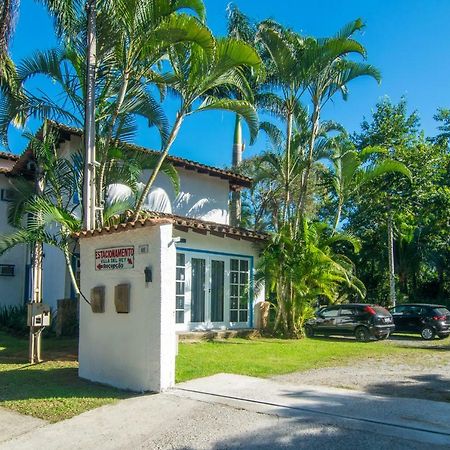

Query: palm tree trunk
left=387, top=210, right=396, bottom=307
left=133, top=112, right=184, bottom=221
left=29, top=164, right=44, bottom=364
left=297, top=104, right=320, bottom=222
left=332, top=197, right=343, bottom=234
left=63, top=244, right=80, bottom=296
left=83, top=0, right=97, bottom=231
left=97, top=70, right=131, bottom=226
left=283, top=110, right=293, bottom=223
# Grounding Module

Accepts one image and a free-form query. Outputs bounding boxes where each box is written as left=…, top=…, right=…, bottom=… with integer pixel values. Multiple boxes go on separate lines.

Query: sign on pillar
left=78, top=223, right=176, bottom=393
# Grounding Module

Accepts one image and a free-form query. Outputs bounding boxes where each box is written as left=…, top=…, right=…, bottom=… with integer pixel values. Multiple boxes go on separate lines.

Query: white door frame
left=174, top=249, right=253, bottom=331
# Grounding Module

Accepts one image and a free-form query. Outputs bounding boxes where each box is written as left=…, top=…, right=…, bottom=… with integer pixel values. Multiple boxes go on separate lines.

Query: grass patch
left=0, top=331, right=134, bottom=422
left=175, top=335, right=450, bottom=383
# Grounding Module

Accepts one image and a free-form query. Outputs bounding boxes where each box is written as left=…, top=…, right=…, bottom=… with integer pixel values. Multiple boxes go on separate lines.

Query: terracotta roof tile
left=13, top=121, right=251, bottom=187
left=0, top=151, right=19, bottom=162
left=76, top=212, right=268, bottom=243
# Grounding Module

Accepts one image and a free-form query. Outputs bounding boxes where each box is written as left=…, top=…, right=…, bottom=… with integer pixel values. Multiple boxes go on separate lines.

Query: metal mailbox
left=27, top=303, right=51, bottom=327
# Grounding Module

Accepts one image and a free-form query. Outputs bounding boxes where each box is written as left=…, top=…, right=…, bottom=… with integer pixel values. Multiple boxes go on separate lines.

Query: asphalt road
left=2, top=373, right=450, bottom=449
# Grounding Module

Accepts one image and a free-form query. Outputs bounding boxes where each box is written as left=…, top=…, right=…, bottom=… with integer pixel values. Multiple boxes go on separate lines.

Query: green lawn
left=176, top=336, right=425, bottom=382
left=0, top=331, right=134, bottom=422
left=1, top=330, right=447, bottom=422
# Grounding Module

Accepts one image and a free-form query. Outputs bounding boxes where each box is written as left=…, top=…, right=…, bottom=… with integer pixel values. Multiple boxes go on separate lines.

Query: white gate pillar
left=78, top=222, right=176, bottom=392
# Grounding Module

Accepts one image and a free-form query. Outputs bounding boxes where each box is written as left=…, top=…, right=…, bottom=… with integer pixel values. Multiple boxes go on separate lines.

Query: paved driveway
left=0, top=408, right=46, bottom=445
left=274, top=335, right=450, bottom=402
left=2, top=373, right=450, bottom=449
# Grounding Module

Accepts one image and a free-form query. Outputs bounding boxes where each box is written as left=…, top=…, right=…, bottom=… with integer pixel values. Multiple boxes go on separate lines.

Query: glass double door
left=191, top=256, right=226, bottom=324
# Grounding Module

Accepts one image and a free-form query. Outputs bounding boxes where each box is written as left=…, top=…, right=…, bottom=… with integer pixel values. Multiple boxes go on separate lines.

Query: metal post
left=83, top=0, right=97, bottom=231
left=230, top=114, right=244, bottom=226
left=29, top=166, right=44, bottom=364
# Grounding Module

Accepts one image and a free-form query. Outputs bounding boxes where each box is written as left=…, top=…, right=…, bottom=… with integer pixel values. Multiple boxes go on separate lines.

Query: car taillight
left=433, top=315, right=446, bottom=321
left=364, top=306, right=376, bottom=315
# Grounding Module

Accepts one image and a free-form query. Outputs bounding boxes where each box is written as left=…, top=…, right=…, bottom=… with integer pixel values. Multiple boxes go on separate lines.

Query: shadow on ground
left=168, top=384, right=446, bottom=450
left=363, top=373, right=450, bottom=402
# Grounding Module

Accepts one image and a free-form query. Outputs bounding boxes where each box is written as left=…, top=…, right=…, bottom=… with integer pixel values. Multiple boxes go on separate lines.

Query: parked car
left=305, top=304, right=395, bottom=342
left=389, top=303, right=450, bottom=340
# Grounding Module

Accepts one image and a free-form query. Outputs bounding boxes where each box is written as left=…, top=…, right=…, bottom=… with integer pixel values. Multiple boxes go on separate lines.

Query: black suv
left=305, top=304, right=395, bottom=342
left=389, top=303, right=450, bottom=340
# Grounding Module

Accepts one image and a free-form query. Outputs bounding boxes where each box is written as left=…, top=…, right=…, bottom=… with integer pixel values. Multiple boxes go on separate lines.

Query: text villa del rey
left=95, top=246, right=135, bottom=271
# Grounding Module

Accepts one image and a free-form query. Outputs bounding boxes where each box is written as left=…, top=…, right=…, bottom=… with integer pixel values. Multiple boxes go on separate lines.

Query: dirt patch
left=272, top=336, right=450, bottom=403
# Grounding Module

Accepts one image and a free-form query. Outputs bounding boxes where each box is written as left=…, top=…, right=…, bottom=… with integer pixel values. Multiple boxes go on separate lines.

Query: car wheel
left=421, top=327, right=435, bottom=340
left=304, top=325, right=314, bottom=338
left=355, top=327, right=370, bottom=342
left=437, top=334, right=448, bottom=340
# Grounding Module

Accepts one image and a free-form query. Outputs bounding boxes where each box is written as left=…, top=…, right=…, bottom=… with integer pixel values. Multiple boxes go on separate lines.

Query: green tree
left=133, top=37, right=261, bottom=219
left=327, top=136, right=411, bottom=233
left=261, top=221, right=365, bottom=337
left=256, top=19, right=380, bottom=226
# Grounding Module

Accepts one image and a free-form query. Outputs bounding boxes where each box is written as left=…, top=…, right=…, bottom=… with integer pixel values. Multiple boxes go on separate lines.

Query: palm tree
left=253, top=105, right=342, bottom=231
left=256, top=22, right=308, bottom=222
left=261, top=220, right=365, bottom=336
left=0, top=0, right=19, bottom=94
left=132, top=37, right=261, bottom=220
left=327, top=138, right=412, bottom=233
left=296, top=20, right=381, bottom=221
left=0, top=129, right=82, bottom=296
left=256, top=19, right=381, bottom=226
left=1, top=1, right=214, bottom=224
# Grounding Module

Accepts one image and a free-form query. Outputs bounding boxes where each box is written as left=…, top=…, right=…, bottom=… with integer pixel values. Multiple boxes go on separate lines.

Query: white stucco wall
left=142, top=169, right=230, bottom=224
left=42, top=245, right=69, bottom=309
left=0, top=174, right=27, bottom=307
left=108, top=169, right=230, bottom=224
left=60, top=133, right=232, bottom=224
left=79, top=224, right=176, bottom=392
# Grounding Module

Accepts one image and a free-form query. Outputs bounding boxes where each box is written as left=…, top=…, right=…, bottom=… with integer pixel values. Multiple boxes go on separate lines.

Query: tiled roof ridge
left=76, top=211, right=268, bottom=242
left=0, top=151, right=20, bottom=161
left=36, top=121, right=252, bottom=187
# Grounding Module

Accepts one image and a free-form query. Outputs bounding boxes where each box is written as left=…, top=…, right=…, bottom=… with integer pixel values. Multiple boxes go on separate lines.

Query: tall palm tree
left=256, top=22, right=308, bottom=222
left=256, top=19, right=381, bottom=226
left=1, top=1, right=214, bottom=225
left=296, top=19, right=381, bottom=220
left=132, top=37, right=262, bottom=220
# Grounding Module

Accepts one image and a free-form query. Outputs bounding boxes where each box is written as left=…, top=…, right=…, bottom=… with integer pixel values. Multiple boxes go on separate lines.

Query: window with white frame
left=175, top=253, right=186, bottom=324
left=229, top=258, right=250, bottom=323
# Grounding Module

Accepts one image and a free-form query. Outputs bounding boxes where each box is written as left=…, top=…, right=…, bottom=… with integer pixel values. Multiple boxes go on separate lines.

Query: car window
left=391, top=305, right=406, bottom=314
left=372, top=306, right=391, bottom=316
left=433, top=307, right=450, bottom=316
left=404, top=306, right=421, bottom=315
left=321, top=308, right=339, bottom=318
left=339, top=308, right=354, bottom=317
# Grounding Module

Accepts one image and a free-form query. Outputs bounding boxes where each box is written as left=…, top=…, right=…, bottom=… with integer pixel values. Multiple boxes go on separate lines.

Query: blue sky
left=7, top=0, right=450, bottom=167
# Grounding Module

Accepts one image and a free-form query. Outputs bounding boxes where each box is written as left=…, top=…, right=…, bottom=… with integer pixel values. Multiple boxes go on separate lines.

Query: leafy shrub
left=0, top=305, right=28, bottom=336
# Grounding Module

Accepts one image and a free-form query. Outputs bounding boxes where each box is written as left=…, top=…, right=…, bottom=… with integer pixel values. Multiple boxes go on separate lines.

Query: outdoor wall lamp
left=144, top=266, right=153, bottom=283
left=170, top=237, right=187, bottom=246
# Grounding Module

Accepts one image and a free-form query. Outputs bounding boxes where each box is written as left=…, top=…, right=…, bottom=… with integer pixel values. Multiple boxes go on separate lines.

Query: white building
left=0, top=123, right=266, bottom=331
left=0, top=152, right=28, bottom=306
